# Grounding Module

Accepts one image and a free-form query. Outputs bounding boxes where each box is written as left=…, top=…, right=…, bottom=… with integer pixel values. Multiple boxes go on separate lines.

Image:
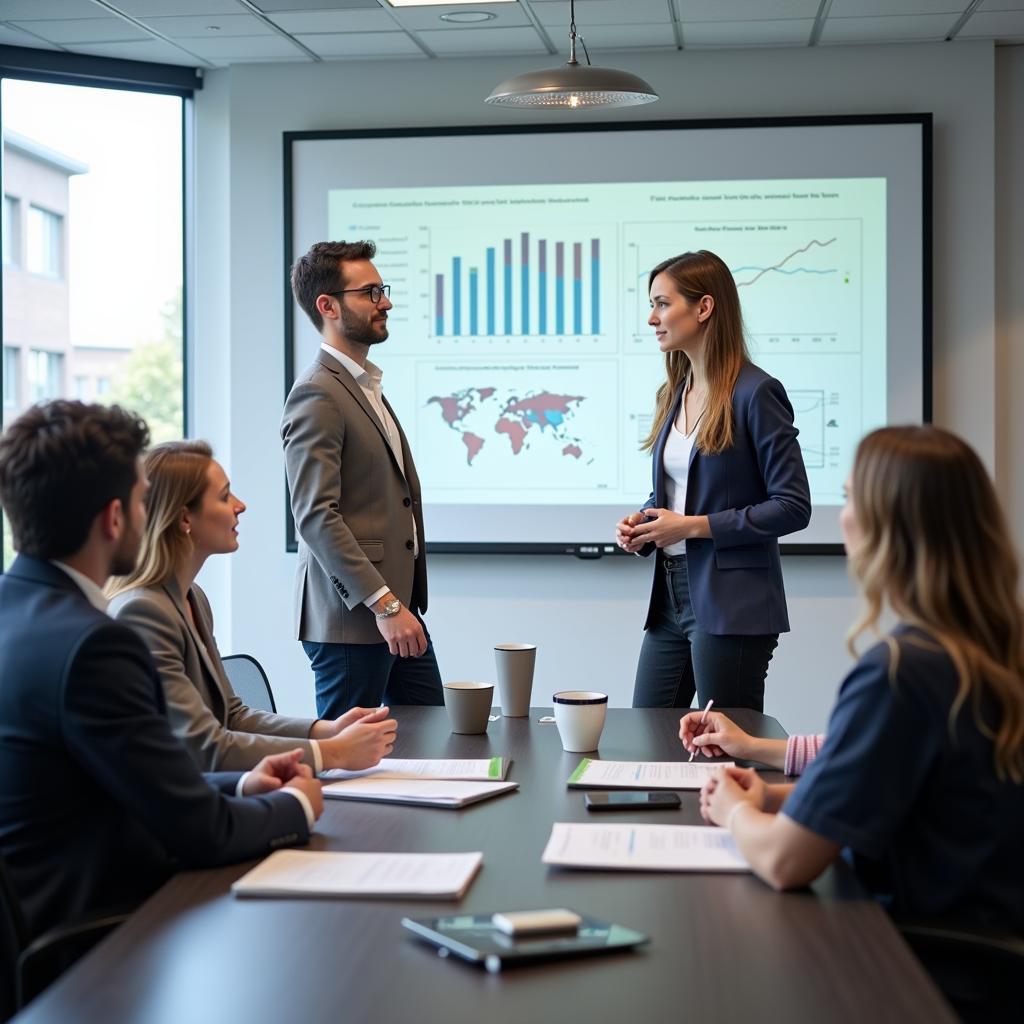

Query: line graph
left=732, top=238, right=838, bottom=287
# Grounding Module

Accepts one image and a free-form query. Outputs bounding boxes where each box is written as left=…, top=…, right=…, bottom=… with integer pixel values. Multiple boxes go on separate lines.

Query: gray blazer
left=281, top=349, right=427, bottom=645
left=109, top=581, right=318, bottom=771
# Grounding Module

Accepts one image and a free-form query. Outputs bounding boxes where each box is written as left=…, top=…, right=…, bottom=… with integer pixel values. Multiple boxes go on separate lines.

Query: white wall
left=191, top=40, right=1007, bottom=737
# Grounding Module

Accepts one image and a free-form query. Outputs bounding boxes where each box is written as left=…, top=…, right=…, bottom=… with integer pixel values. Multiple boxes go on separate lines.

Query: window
left=2, top=195, right=19, bottom=266
left=2, top=346, right=19, bottom=409
left=27, top=349, right=63, bottom=402
left=2, top=73, right=187, bottom=571
left=26, top=205, right=62, bottom=277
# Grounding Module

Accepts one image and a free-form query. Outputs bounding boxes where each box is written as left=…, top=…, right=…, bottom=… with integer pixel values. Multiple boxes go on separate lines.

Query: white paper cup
left=552, top=691, right=608, bottom=752
left=494, top=643, right=536, bottom=717
left=443, top=682, right=494, bottom=734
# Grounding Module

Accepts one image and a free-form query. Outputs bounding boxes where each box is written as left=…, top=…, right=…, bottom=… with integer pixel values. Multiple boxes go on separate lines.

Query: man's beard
left=110, top=526, right=142, bottom=577
left=341, top=306, right=388, bottom=346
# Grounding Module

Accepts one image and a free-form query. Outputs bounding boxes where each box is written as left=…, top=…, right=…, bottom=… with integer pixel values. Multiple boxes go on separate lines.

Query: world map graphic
left=427, top=387, right=590, bottom=466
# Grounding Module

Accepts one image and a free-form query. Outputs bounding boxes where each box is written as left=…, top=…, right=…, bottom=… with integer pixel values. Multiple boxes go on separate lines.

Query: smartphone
left=584, top=791, right=681, bottom=811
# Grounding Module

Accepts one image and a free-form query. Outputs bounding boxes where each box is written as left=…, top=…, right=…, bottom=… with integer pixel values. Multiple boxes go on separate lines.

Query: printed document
left=232, top=849, right=483, bottom=899
left=322, top=757, right=509, bottom=782
left=542, top=823, right=749, bottom=872
left=568, top=758, right=735, bottom=790
left=322, top=777, right=517, bottom=808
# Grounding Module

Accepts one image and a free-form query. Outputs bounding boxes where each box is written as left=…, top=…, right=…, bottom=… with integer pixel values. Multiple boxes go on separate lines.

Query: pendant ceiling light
left=485, top=0, right=658, bottom=110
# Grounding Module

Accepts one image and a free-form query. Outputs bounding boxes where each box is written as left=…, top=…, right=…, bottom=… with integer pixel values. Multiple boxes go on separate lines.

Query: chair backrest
left=222, top=654, right=277, bottom=713
left=899, top=921, right=1024, bottom=1021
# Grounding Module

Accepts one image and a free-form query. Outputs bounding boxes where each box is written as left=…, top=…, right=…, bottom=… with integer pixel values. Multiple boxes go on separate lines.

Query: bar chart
left=431, top=228, right=612, bottom=340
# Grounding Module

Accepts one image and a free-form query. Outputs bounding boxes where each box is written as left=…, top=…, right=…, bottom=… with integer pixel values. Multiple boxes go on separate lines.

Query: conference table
left=15, top=708, right=953, bottom=1023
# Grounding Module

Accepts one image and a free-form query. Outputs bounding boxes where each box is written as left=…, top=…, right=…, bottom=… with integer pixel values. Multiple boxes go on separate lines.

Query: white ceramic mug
left=552, top=691, right=608, bottom=752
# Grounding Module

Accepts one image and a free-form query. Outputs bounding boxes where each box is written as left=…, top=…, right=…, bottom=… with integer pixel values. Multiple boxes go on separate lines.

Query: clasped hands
left=241, top=748, right=324, bottom=819
left=616, top=508, right=693, bottom=553
left=310, top=705, right=398, bottom=770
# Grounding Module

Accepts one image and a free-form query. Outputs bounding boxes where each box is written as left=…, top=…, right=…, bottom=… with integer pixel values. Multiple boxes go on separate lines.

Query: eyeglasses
left=329, top=284, right=390, bottom=305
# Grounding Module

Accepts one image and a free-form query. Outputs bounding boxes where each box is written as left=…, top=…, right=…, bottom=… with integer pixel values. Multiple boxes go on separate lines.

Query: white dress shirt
left=320, top=342, right=419, bottom=609
left=662, top=412, right=697, bottom=557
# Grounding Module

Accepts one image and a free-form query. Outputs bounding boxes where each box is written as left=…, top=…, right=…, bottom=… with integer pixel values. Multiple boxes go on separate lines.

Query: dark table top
left=15, top=708, right=953, bottom=1024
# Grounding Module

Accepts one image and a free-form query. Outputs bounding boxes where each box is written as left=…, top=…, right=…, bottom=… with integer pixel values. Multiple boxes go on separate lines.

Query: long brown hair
left=107, top=440, right=213, bottom=598
left=847, top=425, right=1024, bottom=782
left=641, top=250, right=749, bottom=455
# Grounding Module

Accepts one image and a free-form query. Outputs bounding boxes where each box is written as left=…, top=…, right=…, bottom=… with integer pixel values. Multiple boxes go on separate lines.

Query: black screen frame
left=283, top=113, right=932, bottom=558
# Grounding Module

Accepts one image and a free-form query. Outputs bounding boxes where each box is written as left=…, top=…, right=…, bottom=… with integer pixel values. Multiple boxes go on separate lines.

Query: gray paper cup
left=443, top=682, right=494, bottom=734
left=494, top=643, right=536, bottom=717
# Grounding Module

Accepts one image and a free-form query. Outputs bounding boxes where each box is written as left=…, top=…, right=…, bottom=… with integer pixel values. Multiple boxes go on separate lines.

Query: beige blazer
left=281, top=349, right=428, bottom=645
left=109, top=580, right=318, bottom=772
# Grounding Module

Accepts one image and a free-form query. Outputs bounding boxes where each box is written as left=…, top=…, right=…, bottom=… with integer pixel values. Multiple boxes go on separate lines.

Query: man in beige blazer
left=282, top=240, right=443, bottom=717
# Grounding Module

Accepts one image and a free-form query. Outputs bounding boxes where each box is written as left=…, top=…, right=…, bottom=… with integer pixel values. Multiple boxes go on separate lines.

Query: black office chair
left=222, top=653, right=278, bottom=713
left=0, top=854, right=127, bottom=1020
left=898, top=920, right=1024, bottom=1023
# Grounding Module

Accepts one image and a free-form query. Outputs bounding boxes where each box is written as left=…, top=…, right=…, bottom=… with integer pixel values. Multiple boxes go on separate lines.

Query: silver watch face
left=380, top=599, right=401, bottom=617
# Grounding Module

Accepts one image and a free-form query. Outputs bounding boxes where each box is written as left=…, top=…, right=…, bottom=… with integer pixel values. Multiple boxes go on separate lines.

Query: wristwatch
left=375, top=597, right=402, bottom=619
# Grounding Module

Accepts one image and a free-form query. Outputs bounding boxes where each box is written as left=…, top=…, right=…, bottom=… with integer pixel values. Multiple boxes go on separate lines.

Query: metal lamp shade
left=485, top=63, right=659, bottom=108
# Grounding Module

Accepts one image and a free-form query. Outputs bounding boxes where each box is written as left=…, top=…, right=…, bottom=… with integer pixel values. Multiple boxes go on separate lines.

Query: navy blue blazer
left=640, top=362, right=811, bottom=635
left=0, top=556, right=309, bottom=940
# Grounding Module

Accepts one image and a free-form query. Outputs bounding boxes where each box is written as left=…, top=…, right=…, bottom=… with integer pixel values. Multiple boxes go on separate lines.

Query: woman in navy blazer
left=617, top=250, right=811, bottom=711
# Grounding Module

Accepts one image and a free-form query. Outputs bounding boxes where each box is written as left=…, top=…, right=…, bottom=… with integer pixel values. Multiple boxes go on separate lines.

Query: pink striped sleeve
left=784, top=734, right=826, bottom=775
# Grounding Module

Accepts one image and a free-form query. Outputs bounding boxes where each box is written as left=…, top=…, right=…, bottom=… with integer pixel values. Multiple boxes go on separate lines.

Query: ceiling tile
left=139, top=14, right=274, bottom=39
left=535, top=0, right=669, bottom=27
left=568, top=22, right=677, bottom=49
left=685, top=18, right=814, bottom=47
left=112, top=0, right=240, bottom=15
left=259, top=9, right=396, bottom=33
left=255, top=0, right=384, bottom=10
left=0, top=0, right=98, bottom=18
left=0, top=24, right=61, bottom=48
left=416, top=25, right=547, bottom=54
left=957, top=9, right=1024, bottom=35
left=979, top=0, right=1024, bottom=9
left=829, top=0, right=960, bottom=15
left=178, top=33, right=310, bottom=59
left=678, top=0, right=820, bottom=19
left=297, top=30, right=423, bottom=56
left=10, top=16, right=149, bottom=43
left=821, top=13, right=956, bottom=42
left=72, top=38, right=203, bottom=65
left=387, top=3, right=530, bottom=29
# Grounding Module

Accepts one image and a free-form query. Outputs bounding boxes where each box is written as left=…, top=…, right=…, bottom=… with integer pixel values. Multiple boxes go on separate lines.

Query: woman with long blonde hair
left=108, top=441, right=397, bottom=773
left=699, top=425, right=1024, bottom=1012
left=617, top=250, right=811, bottom=710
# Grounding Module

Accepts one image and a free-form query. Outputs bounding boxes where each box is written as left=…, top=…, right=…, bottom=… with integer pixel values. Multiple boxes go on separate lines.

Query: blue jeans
left=302, top=627, right=444, bottom=719
left=632, top=555, right=777, bottom=711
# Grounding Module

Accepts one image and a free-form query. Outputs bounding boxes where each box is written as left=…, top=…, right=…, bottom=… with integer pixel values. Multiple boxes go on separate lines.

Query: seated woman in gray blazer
left=108, top=440, right=397, bottom=773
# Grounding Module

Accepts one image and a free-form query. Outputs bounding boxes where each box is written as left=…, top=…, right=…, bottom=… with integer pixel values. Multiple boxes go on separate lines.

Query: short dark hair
left=291, top=240, right=377, bottom=332
left=0, top=400, right=150, bottom=560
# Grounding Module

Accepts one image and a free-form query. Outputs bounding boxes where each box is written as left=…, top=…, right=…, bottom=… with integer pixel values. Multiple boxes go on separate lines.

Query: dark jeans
left=302, top=626, right=444, bottom=718
left=632, top=555, right=777, bottom=712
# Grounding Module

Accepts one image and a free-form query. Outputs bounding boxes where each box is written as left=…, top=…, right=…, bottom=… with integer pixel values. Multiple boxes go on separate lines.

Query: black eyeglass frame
left=328, top=284, right=390, bottom=304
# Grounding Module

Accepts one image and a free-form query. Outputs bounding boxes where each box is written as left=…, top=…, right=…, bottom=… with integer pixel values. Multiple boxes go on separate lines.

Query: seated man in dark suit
left=0, top=400, right=324, bottom=944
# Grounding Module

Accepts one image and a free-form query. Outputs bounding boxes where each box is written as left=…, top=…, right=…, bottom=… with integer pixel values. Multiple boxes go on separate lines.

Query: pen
left=689, top=698, right=715, bottom=762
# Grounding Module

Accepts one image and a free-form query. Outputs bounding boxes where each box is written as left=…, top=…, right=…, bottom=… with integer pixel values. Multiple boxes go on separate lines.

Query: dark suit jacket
left=641, top=362, right=811, bottom=635
left=0, top=556, right=309, bottom=940
left=282, top=349, right=428, bottom=645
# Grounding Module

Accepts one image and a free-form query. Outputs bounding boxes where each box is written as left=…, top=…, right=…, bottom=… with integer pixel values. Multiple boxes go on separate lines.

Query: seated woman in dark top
left=697, top=425, right=1024, bottom=1016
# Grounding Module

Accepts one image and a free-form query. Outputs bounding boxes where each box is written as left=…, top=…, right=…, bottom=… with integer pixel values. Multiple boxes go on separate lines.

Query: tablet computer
left=401, top=912, right=649, bottom=972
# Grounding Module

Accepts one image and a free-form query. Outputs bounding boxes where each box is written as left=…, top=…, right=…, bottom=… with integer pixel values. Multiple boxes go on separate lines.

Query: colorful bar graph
left=452, top=256, right=461, bottom=336
left=433, top=233, right=601, bottom=337
left=503, top=238, right=512, bottom=335
left=538, top=240, right=547, bottom=335
left=486, top=247, right=495, bottom=335
left=555, top=241, right=565, bottom=334
left=469, top=267, right=478, bottom=336
left=573, top=242, right=582, bottom=335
